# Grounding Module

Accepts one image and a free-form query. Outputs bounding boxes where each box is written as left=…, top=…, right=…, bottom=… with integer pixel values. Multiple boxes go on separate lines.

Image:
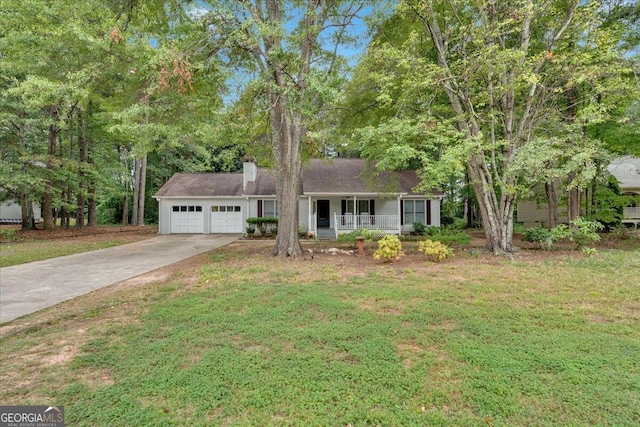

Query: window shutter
left=370, top=200, right=375, bottom=225
left=400, top=200, right=404, bottom=225
left=257, top=200, right=263, bottom=217
left=426, top=200, right=432, bottom=225
left=341, top=200, right=347, bottom=215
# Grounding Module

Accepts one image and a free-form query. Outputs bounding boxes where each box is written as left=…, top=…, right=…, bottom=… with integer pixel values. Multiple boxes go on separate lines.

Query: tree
left=197, top=0, right=366, bottom=257
left=353, top=0, right=633, bottom=254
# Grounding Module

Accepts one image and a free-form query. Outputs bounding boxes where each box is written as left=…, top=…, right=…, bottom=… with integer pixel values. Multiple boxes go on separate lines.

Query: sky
left=185, top=1, right=380, bottom=103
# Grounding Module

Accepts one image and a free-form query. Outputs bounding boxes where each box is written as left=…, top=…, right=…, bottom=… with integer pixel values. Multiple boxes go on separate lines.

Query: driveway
left=0, top=234, right=239, bottom=323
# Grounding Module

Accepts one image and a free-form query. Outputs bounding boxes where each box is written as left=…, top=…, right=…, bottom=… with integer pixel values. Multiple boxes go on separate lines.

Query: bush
left=412, top=221, right=427, bottom=235
left=373, top=235, right=405, bottom=262
left=418, top=239, right=453, bottom=263
left=568, top=217, right=603, bottom=249
left=337, top=229, right=374, bottom=245
left=524, top=226, right=554, bottom=250
left=246, top=217, right=278, bottom=236
left=524, top=218, right=603, bottom=250
left=420, top=227, right=471, bottom=245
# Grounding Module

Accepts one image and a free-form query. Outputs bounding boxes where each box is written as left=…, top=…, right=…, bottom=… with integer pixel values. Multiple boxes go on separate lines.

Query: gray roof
left=607, top=156, right=640, bottom=190
left=154, top=173, right=244, bottom=197
left=154, top=158, right=435, bottom=198
left=302, top=158, right=425, bottom=195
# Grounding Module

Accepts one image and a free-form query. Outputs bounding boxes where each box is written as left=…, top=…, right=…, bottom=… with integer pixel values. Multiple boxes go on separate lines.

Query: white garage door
left=211, top=205, right=243, bottom=233
left=170, top=205, right=204, bottom=233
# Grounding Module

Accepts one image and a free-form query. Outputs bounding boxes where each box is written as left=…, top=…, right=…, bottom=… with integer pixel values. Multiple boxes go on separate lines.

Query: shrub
left=373, top=235, right=404, bottom=262
left=420, top=227, right=472, bottom=245
left=337, top=229, right=373, bottom=245
left=0, top=229, right=17, bottom=242
left=246, top=217, right=278, bottom=236
left=525, top=218, right=603, bottom=250
left=569, top=217, right=603, bottom=249
left=246, top=225, right=256, bottom=236
left=524, top=226, right=554, bottom=250
left=418, top=239, right=453, bottom=263
left=412, top=221, right=427, bottom=235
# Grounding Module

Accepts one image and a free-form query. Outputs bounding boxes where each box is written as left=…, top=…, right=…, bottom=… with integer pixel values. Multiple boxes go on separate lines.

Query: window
left=342, top=199, right=373, bottom=215
left=358, top=200, right=370, bottom=215
left=211, top=205, right=240, bottom=213
left=263, top=200, right=277, bottom=217
left=403, top=200, right=426, bottom=225
left=173, top=205, right=203, bottom=213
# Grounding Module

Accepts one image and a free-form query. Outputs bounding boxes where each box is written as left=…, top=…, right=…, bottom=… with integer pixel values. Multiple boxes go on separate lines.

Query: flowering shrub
left=373, top=235, right=404, bottom=262
left=418, top=239, right=453, bottom=263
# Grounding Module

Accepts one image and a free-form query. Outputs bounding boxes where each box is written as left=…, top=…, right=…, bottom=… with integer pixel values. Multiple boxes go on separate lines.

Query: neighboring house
left=607, top=155, right=640, bottom=229
left=517, top=155, right=640, bottom=228
left=153, top=158, right=442, bottom=237
left=0, top=200, right=42, bottom=225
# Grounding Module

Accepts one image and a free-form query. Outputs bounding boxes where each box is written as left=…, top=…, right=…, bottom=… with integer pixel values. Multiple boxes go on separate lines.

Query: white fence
left=334, top=214, right=399, bottom=232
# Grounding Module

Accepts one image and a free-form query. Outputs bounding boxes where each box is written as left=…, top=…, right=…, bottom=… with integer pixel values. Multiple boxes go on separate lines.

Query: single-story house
left=517, top=155, right=640, bottom=228
left=0, top=200, right=42, bottom=225
left=607, top=155, right=640, bottom=228
left=153, top=158, right=442, bottom=237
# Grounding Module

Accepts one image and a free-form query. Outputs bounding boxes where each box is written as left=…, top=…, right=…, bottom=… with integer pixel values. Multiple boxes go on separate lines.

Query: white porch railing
left=623, top=207, right=640, bottom=219
left=334, top=214, right=399, bottom=234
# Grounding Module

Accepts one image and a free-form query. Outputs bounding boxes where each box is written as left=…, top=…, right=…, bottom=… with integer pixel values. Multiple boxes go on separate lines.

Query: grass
left=0, top=225, right=156, bottom=268
left=0, top=239, right=139, bottom=268
left=1, top=244, right=639, bottom=426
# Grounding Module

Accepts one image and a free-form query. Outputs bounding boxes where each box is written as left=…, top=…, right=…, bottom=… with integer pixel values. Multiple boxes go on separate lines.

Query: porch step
left=315, top=228, right=336, bottom=240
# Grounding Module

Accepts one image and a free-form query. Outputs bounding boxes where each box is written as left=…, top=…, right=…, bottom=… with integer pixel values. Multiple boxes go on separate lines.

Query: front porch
left=308, top=214, right=401, bottom=239
left=622, top=206, right=640, bottom=229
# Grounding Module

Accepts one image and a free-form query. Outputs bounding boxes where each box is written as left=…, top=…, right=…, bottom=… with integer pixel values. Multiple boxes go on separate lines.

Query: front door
left=317, top=200, right=330, bottom=227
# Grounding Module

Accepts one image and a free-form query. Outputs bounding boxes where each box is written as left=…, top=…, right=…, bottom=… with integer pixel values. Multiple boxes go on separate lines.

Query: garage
left=211, top=205, right=243, bottom=233
left=170, top=205, right=204, bottom=233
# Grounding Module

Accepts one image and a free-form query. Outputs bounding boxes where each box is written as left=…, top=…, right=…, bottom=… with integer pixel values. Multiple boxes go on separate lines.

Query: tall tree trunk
left=545, top=180, right=559, bottom=228
left=269, top=88, right=304, bottom=257
left=467, top=154, right=516, bottom=254
left=565, top=80, right=580, bottom=224
left=18, top=112, right=35, bottom=230
left=86, top=107, right=97, bottom=227
left=88, top=181, right=97, bottom=227
left=132, top=157, right=141, bottom=226
left=567, top=184, right=581, bottom=223
left=136, top=154, right=147, bottom=226
left=43, top=111, right=59, bottom=230
left=20, top=193, right=35, bottom=230
left=76, top=110, right=86, bottom=229
left=122, top=193, right=129, bottom=225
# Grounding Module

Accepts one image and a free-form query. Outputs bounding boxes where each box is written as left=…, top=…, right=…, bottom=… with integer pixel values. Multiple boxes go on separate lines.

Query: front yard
left=1, top=235, right=639, bottom=426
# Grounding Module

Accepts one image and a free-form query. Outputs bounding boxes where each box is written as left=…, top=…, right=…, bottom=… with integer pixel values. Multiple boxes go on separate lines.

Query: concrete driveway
left=0, top=234, right=239, bottom=323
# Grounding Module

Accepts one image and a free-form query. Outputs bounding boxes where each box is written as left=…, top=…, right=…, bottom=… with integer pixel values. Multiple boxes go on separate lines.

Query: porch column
left=353, top=196, right=357, bottom=230
left=397, top=195, right=402, bottom=236
left=308, top=196, right=312, bottom=234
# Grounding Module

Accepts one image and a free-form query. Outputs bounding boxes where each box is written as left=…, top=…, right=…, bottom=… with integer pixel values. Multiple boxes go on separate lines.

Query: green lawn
left=1, top=244, right=639, bottom=426
left=0, top=226, right=156, bottom=267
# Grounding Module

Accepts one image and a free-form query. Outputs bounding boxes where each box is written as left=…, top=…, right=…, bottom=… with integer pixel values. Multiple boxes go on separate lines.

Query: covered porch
left=307, top=213, right=400, bottom=239
left=305, top=194, right=403, bottom=239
